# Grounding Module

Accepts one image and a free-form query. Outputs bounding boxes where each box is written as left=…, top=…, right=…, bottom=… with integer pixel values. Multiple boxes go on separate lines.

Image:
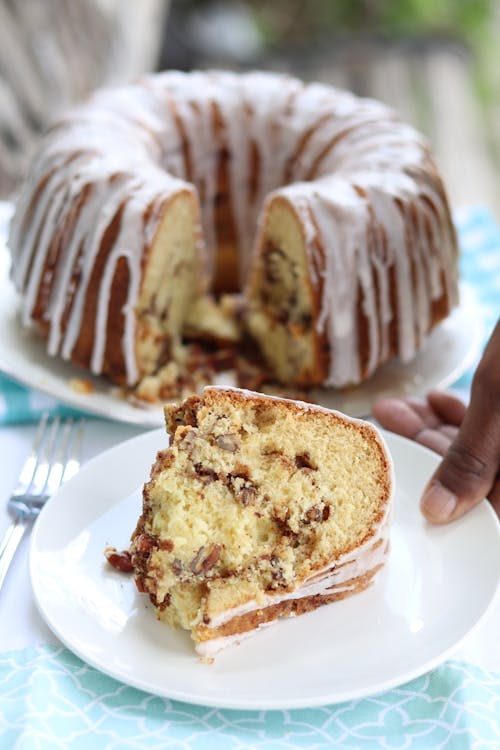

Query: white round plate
left=0, top=201, right=482, bottom=424
left=30, top=429, right=500, bottom=711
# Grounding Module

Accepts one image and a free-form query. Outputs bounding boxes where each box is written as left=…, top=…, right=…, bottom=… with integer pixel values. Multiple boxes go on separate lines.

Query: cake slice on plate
left=130, top=387, right=394, bottom=657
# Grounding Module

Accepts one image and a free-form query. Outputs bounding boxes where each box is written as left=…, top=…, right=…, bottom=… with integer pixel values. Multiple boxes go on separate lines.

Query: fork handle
left=0, top=518, right=29, bottom=592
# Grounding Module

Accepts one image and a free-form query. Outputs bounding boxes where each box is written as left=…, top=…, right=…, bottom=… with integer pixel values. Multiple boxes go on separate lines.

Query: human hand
left=372, top=319, right=500, bottom=522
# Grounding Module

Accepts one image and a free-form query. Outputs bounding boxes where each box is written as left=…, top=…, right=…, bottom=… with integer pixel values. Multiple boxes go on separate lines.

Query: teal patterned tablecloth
left=0, top=207, right=499, bottom=748
left=0, top=645, right=499, bottom=750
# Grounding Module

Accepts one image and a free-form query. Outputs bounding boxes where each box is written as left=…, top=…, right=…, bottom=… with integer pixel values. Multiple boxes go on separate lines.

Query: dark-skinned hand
left=373, top=318, right=500, bottom=522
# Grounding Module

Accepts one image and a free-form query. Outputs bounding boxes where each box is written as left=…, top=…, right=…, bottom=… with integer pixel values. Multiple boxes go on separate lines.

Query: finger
left=438, top=425, right=461, bottom=441
left=403, top=396, right=441, bottom=428
left=372, top=398, right=429, bottom=438
left=427, top=390, right=467, bottom=427
left=420, top=395, right=500, bottom=524
left=371, top=399, right=458, bottom=455
left=489, top=479, right=500, bottom=518
left=416, top=427, right=456, bottom=456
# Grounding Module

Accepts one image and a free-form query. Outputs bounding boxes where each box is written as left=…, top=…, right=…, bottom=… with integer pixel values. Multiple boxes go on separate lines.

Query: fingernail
left=421, top=481, right=457, bottom=521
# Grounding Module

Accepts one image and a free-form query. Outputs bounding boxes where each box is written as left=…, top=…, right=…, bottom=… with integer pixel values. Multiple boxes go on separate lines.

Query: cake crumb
left=199, top=655, right=215, bottom=665
left=70, top=377, right=94, bottom=394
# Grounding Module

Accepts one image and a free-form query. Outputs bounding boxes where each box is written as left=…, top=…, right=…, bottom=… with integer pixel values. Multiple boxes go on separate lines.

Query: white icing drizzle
left=8, top=70, right=459, bottom=387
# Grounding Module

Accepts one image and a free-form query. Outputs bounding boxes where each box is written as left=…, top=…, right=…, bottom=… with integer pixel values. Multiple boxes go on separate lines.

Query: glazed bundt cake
left=130, top=386, right=393, bottom=657
left=8, top=70, right=459, bottom=392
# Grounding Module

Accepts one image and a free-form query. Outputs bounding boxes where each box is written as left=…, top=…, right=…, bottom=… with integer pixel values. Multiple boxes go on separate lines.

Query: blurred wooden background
left=158, top=0, right=500, bottom=220
left=0, top=0, right=169, bottom=198
left=1, top=0, right=499, bottom=220
left=263, top=39, right=500, bottom=219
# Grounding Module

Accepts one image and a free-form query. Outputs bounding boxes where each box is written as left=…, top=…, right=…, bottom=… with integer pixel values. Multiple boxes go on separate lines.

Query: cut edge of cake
left=130, top=386, right=394, bottom=658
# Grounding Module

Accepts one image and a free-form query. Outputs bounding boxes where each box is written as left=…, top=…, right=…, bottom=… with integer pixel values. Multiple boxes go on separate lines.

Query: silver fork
left=0, top=412, right=84, bottom=591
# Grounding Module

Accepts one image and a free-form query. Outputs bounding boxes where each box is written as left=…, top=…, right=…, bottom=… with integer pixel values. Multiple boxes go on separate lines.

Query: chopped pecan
left=215, top=433, right=239, bottom=452
left=164, top=396, right=201, bottom=431
left=201, top=544, right=221, bottom=571
left=159, top=538, right=174, bottom=552
left=305, top=503, right=331, bottom=523
left=191, top=544, right=222, bottom=574
left=149, top=592, right=171, bottom=610
left=134, top=533, right=157, bottom=554
left=268, top=555, right=287, bottom=589
left=272, top=505, right=289, bottom=523
left=194, top=463, right=219, bottom=482
left=305, top=505, right=322, bottom=523
left=172, top=558, right=183, bottom=576
left=179, top=427, right=197, bottom=451
left=238, top=485, right=257, bottom=506
left=227, top=472, right=258, bottom=506
left=104, top=547, right=133, bottom=573
left=233, top=462, right=250, bottom=480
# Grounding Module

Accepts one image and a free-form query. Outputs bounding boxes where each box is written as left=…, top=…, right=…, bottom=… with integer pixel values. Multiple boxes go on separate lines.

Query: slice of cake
left=130, top=387, right=394, bottom=657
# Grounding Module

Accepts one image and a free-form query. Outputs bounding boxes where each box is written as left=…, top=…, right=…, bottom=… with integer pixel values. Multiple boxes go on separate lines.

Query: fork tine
left=15, top=415, right=83, bottom=501
left=15, top=411, right=50, bottom=494
left=61, top=418, right=84, bottom=483
left=29, top=415, right=63, bottom=498
left=0, top=415, right=85, bottom=593
left=44, top=417, right=72, bottom=496
left=44, top=417, right=83, bottom=495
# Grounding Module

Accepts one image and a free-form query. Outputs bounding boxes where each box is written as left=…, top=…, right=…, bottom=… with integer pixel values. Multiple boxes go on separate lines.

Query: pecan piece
left=268, top=555, right=287, bottom=589
left=305, top=505, right=322, bottom=523
left=215, top=433, right=239, bottom=452
left=178, top=427, right=197, bottom=451
left=134, top=533, right=157, bottom=554
left=159, top=538, right=174, bottom=552
left=305, top=503, right=331, bottom=523
left=194, top=463, right=218, bottom=482
left=191, top=544, right=222, bottom=574
left=104, top=547, right=133, bottom=573
left=149, top=592, right=171, bottom=610
left=227, top=472, right=258, bottom=506
left=238, top=485, right=257, bottom=506
left=201, top=544, right=221, bottom=571
left=172, top=558, right=183, bottom=576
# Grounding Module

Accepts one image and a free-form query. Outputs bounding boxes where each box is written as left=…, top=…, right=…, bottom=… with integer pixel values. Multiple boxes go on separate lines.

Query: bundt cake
left=130, top=386, right=393, bottom=657
left=8, top=70, right=459, bottom=392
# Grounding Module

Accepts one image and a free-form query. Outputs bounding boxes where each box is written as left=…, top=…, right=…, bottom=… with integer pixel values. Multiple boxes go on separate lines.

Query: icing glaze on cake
left=8, top=70, right=459, bottom=390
